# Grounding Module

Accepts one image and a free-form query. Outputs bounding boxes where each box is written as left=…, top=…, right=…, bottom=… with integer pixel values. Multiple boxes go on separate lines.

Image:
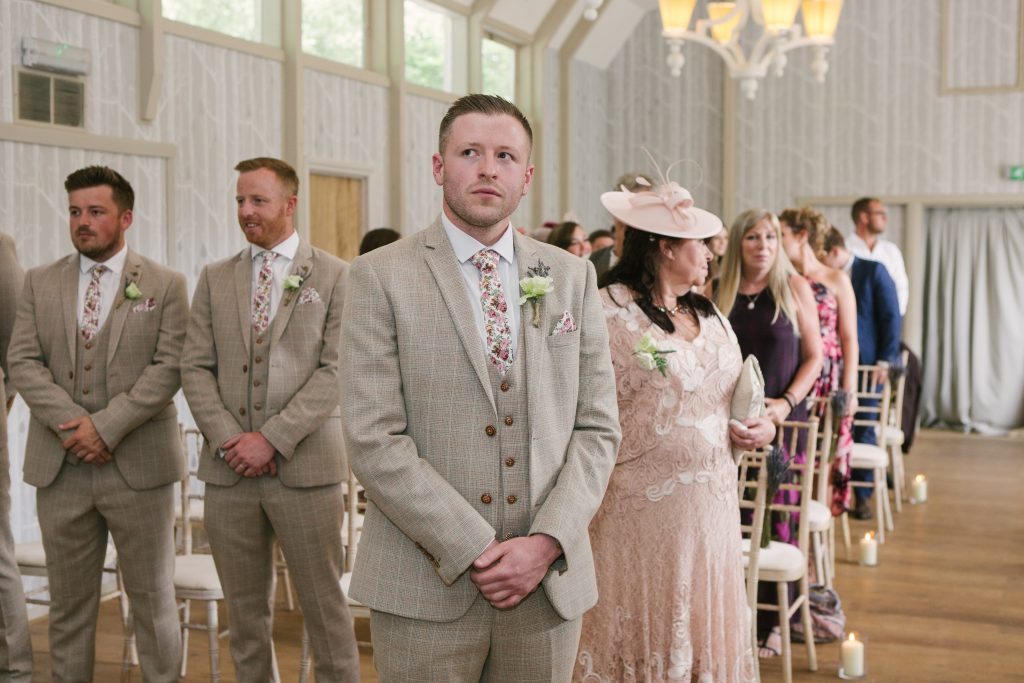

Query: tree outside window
left=405, top=0, right=452, bottom=91
left=303, top=0, right=365, bottom=67
left=163, top=0, right=259, bottom=42
left=482, top=37, right=515, bottom=102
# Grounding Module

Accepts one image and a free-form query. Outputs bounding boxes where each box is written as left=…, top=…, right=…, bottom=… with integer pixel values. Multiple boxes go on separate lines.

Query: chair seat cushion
left=807, top=499, right=831, bottom=531
left=174, top=500, right=205, bottom=523
left=14, top=541, right=46, bottom=568
left=851, top=443, right=887, bottom=468
left=174, top=554, right=223, bottom=593
left=740, top=538, right=806, bottom=581
left=340, top=572, right=366, bottom=608
left=885, top=427, right=905, bottom=446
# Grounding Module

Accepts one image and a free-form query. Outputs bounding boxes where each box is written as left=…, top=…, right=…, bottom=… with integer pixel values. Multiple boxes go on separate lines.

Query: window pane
left=482, top=38, right=515, bottom=102
left=163, top=0, right=259, bottom=42
left=405, top=0, right=452, bottom=91
left=303, top=0, right=365, bottom=67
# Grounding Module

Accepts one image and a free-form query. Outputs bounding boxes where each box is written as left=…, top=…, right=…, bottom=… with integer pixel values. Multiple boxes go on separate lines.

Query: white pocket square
left=298, top=287, right=321, bottom=305
left=131, top=298, right=157, bottom=313
left=551, top=310, right=577, bottom=335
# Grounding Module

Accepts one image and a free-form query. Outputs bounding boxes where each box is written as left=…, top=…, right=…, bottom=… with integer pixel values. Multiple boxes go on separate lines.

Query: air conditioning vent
left=15, top=68, right=85, bottom=128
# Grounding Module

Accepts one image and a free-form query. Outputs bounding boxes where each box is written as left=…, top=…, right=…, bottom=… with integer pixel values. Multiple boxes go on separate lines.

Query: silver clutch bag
left=731, top=354, right=766, bottom=461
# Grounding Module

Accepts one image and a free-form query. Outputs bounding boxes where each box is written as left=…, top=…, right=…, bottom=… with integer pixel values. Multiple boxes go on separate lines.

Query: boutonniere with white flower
left=282, top=266, right=310, bottom=306
left=519, top=260, right=553, bottom=328
left=634, top=332, right=674, bottom=377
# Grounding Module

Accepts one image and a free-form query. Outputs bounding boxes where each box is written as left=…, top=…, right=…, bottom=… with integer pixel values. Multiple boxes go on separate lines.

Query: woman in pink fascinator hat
left=574, top=154, right=775, bottom=683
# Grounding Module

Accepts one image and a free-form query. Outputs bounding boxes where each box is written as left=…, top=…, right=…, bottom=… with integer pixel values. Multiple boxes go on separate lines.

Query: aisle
left=25, top=429, right=1024, bottom=681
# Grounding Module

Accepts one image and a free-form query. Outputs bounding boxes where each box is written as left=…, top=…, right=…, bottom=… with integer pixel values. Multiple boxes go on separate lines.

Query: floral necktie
left=252, top=251, right=278, bottom=334
left=471, top=249, right=513, bottom=375
left=80, top=264, right=109, bottom=341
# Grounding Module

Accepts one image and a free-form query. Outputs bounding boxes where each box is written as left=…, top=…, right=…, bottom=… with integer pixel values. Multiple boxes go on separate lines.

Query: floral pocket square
left=551, top=310, right=577, bottom=335
left=131, top=298, right=157, bottom=313
left=298, top=287, right=322, bottom=305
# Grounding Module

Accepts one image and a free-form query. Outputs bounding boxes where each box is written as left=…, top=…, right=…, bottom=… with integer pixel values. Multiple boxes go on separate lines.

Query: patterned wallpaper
left=404, top=94, right=449, bottom=233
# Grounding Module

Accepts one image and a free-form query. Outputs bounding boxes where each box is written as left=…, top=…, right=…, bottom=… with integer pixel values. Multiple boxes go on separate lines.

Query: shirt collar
left=80, top=243, right=128, bottom=276
left=441, top=212, right=515, bottom=265
left=251, top=230, right=300, bottom=262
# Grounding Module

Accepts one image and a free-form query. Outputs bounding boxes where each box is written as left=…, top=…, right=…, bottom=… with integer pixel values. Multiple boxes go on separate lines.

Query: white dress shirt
left=250, top=230, right=300, bottom=323
left=847, top=232, right=909, bottom=316
left=441, top=213, right=520, bottom=358
left=77, top=245, right=129, bottom=329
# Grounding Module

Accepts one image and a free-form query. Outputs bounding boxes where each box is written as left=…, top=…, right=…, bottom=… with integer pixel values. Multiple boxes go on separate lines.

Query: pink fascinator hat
left=600, top=153, right=722, bottom=240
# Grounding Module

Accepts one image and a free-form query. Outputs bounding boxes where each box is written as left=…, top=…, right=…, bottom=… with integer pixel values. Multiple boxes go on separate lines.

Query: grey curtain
left=921, top=208, right=1024, bottom=434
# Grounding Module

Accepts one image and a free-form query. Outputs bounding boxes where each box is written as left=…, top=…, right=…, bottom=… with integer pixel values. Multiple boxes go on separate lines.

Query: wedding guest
left=848, top=197, right=908, bottom=316
left=780, top=207, right=858, bottom=516
left=588, top=228, right=614, bottom=253
left=359, top=227, right=401, bottom=255
left=707, top=226, right=728, bottom=280
left=548, top=221, right=588, bottom=257
left=575, top=179, right=774, bottom=682
left=590, top=172, right=653, bottom=281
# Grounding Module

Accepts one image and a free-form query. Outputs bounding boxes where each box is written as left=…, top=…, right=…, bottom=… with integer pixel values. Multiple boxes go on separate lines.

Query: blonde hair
left=779, top=206, right=829, bottom=259
left=714, top=208, right=801, bottom=335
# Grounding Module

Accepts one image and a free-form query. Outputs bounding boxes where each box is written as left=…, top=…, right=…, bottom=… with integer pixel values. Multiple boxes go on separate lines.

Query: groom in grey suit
left=341, top=94, right=621, bottom=681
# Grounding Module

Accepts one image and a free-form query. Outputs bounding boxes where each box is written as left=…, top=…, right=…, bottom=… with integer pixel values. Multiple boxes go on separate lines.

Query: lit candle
left=841, top=632, right=865, bottom=677
left=912, top=474, right=928, bottom=502
left=859, top=532, right=877, bottom=566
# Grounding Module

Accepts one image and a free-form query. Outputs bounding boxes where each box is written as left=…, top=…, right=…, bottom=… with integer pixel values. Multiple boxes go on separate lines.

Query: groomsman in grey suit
left=8, top=166, right=187, bottom=681
left=181, top=157, right=359, bottom=682
left=0, top=233, right=32, bottom=681
left=341, top=94, right=621, bottom=681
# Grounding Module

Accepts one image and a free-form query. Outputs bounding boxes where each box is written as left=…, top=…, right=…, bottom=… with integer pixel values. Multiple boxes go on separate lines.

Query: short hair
left=548, top=221, right=582, bottom=251
left=612, top=171, right=654, bottom=193
left=779, top=206, right=829, bottom=255
left=589, top=228, right=613, bottom=241
left=234, top=157, right=299, bottom=196
left=823, top=226, right=846, bottom=254
left=359, top=228, right=401, bottom=255
left=438, top=94, right=532, bottom=155
left=851, top=196, right=879, bottom=224
left=64, top=166, right=134, bottom=212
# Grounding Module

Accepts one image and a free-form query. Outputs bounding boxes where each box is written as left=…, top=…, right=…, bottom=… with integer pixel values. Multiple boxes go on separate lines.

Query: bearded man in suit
left=341, top=94, right=621, bottom=682
left=8, top=166, right=187, bottom=681
left=0, top=232, right=31, bottom=680
left=181, top=157, right=358, bottom=682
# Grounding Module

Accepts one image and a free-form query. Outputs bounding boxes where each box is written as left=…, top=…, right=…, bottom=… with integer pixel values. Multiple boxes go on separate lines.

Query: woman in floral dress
left=574, top=181, right=775, bottom=683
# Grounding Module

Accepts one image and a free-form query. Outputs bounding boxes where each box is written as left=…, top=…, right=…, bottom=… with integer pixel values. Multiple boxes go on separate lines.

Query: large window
left=405, top=0, right=464, bottom=92
left=482, top=36, right=515, bottom=102
left=162, top=0, right=261, bottom=42
left=303, top=0, right=365, bottom=67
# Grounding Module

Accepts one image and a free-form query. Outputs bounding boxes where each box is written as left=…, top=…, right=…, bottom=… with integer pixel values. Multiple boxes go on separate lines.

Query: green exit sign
left=1009, top=165, right=1024, bottom=181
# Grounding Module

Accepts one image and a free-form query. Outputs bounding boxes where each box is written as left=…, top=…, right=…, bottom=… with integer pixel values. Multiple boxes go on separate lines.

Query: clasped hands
left=221, top=432, right=277, bottom=477
left=59, top=415, right=112, bottom=465
left=470, top=533, right=562, bottom=610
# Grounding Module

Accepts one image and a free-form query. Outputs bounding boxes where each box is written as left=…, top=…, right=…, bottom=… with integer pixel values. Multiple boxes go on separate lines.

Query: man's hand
left=222, top=432, right=277, bottom=477
left=470, top=534, right=562, bottom=609
left=59, top=416, right=110, bottom=462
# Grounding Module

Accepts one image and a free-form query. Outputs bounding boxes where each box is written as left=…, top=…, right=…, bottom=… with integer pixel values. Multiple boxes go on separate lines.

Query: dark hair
left=548, top=221, right=583, bottom=251
left=604, top=227, right=718, bottom=334
left=779, top=206, right=829, bottom=255
left=359, top=228, right=401, bottom=255
left=611, top=171, right=653, bottom=192
left=234, top=157, right=299, bottom=196
left=64, top=166, right=134, bottom=212
left=589, top=228, right=612, bottom=241
left=851, top=196, right=878, bottom=224
left=438, top=94, right=532, bottom=154
left=823, top=226, right=846, bottom=254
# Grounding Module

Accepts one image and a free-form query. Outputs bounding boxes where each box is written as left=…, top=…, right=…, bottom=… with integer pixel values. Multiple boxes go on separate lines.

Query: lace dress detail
left=574, top=285, right=755, bottom=683
left=807, top=279, right=854, bottom=515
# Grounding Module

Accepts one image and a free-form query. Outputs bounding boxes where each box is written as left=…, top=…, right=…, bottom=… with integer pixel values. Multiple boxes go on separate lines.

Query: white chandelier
left=657, top=0, right=844, bottom=99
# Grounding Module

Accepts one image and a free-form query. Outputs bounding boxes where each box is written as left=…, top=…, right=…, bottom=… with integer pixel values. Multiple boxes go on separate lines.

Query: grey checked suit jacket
left=0, top=234, right=24, bottom=401
left=181, top=238, right=349, bottom=488
left=342, top=220, right=621, bottom=622
left=8, top=249, right=188, bottom=490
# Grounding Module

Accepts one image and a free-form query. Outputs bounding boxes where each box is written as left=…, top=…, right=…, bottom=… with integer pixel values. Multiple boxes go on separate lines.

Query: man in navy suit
left=823, top=227, right=901, bottom=518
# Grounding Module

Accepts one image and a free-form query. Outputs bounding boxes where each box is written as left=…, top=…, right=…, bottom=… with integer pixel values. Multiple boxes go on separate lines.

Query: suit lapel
left=423, top=221, right=496, bottom=412
left=234, top=250, right=252, bottom=355
left=106, top=250, right=143, bottom=365
left=270, top=239, right=314, bottom=347
left=514, top=232, right=546, bottom=427
left=60, top=257, right=79, bottom=362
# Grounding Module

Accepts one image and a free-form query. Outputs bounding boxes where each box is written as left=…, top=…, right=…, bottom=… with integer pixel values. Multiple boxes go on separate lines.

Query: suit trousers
left=36, top=460, right=180, bottom=683
left=0, top=394, right=32, bottom=681
left=205, top=476, right=359, bottom=683
left=370, top=588, right=582, bottom=683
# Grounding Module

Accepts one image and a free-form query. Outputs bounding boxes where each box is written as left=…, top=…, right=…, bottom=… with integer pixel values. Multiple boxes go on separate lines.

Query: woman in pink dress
left=779, top=207, right=858, bottom=515
left=574, top=181, right=775, bottom=683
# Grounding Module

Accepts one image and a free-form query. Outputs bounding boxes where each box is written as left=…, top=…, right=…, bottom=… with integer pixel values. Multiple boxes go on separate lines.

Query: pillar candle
left=841, top=632, right=865, bottom=677
left=859, top=532, right=877, bottom=566
left=912, top=474, right=928, bottom=502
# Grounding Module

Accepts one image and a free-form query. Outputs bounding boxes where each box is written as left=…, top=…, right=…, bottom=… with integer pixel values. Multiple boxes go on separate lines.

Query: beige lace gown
left=575, top=285, right=755, bottom=683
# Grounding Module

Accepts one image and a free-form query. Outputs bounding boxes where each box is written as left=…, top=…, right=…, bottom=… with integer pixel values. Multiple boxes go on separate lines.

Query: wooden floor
left=24, top=429, right=1024, bottom=682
